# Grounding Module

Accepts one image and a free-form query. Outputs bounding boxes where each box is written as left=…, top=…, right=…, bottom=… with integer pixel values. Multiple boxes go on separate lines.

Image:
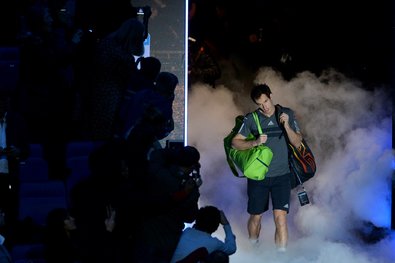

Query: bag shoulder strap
left=275, top=104, right=309, bottom=187
left=274, top=104, right=289, bottom=141
left=252, top=111, right=263, bottom=135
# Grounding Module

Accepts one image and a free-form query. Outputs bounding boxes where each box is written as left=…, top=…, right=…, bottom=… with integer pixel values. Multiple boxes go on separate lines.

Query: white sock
left=277, top=246, right=287, bottom=252
left=249, top=238, right=259, bottom=244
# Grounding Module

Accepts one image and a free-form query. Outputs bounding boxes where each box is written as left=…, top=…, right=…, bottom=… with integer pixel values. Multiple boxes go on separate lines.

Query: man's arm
left=279, top=112, right=302, bottom=148
left=231, top=133, right=268, bottom=150
left=219, top=210, right=237, bottom=255
left=285, top=127, right=302, bottom=149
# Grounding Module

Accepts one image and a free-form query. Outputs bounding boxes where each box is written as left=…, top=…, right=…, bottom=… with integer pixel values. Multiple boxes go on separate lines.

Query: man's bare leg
left=248, top=214, right=262, bottom=243
left=273, top=209, right=288, bottom=250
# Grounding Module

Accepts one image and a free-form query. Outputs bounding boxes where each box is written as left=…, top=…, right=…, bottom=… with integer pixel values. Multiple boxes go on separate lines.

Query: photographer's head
left=166, top=145, right=200, bottom=173
left=163, top=145, right=202, bottom=187
left=176, top=146, right=200, bottom=171
left=194, top=206, right=221, bottom=234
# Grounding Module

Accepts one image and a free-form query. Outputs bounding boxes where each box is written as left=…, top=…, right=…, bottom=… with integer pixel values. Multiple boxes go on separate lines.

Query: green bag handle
left=252, top=111, right=263, bottom=135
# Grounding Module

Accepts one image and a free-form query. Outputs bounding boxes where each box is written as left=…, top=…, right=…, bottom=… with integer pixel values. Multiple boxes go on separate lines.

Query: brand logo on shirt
left=268, top=120, right=274, bottom=126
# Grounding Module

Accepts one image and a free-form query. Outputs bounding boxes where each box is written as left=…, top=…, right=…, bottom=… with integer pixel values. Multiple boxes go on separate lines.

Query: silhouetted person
left=19, top=1, right=77, bottom=179
left=122, top=72, right=178, bottom=184
left=89, top=18, right=145, bottom=140
left=130, top=56, right=162, bottom=92
left=115, top=56, right=162, bottom=137
left=0, top=94, right=29, bottom=233
left=0, top=240, right=12, bottom=263
left=129, top=146, right=202, bottom=262
left=44, top=208, right=80, bottom=263
left=171, top=206, right=236, bottom=263
left=69, top=140, right=127, bottom=262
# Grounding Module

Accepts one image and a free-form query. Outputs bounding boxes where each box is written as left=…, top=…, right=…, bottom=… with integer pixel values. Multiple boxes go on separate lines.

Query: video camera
left=180, top=163, right=202, bottom=188
left=190, top=164, right=202, bottom=187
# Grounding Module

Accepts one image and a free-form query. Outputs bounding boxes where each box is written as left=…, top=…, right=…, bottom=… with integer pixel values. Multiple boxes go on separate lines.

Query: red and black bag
left=275, top=105, right=316, bottom=189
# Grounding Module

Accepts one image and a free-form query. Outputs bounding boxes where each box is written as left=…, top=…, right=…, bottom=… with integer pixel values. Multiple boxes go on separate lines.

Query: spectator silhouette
left=43, top=207, right=80, bottom=263
left=170, top=206, right=236, bottom=263
left=122, top=71, right=178, bottom=184
left=19, top=1, right=77, bottom=179
left=0, top=241, right=12, bottom=263
left=69, top=140, right=127, bottom=262
left=89, top=18, right=145, bottom=140
left=47, top=0, right=91, bottom=140
left=115, top=56, right=162, bottom=137
left=128, top=145, right=202, bottom=262
left=146, top=71, right=177, bottom=141
left=130, top=56, right=162, bottom=93
left=0, top=93, right=29, bottom=234
left=0, top=208, right=12, bottom=262
left=74, top=0, right=143, bottom=41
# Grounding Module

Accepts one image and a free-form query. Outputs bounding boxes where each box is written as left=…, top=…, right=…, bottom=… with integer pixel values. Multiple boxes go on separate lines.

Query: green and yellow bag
left=224, top=112, right=273, bottom=180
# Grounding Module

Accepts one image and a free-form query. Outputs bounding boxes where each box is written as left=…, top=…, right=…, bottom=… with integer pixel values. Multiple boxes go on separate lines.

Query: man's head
left=113, top=18, right=145, bottom=56
left=155, top=71, right=179, bottom=98
left=194, top=206, right=221, bottom=234
left=140, top=56, right=161, bottom=81
left=165, top=145, right=200, bottom=174
left=250, top=84, right=275, bottom=116
left=175, top=146, right=200, bottom=174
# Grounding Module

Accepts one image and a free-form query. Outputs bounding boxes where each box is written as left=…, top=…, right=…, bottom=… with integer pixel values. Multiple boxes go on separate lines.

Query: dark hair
left=140, top=57, right=161, bottom=80
left=110, top=18, right=145, bottom=56
left=194, top=206, right=221, bottom=234
left=166, top=145, right=200, bottom=167
left=155, top=71, right=179, bottom=98
left=250, top=84, right=272, bottom=103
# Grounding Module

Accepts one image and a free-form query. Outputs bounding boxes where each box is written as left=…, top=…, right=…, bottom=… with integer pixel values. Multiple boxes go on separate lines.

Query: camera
left=180, top=166, right=202, bottom=188
left=297, top=190, right=310, bottom=206
left=191, top=165, right=202, bottom=186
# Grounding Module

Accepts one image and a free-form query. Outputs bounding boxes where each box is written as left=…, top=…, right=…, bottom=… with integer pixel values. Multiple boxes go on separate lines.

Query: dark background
left=189, top=0, right=394, bottom=89
left=1, top=0, right=393, bottom=86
